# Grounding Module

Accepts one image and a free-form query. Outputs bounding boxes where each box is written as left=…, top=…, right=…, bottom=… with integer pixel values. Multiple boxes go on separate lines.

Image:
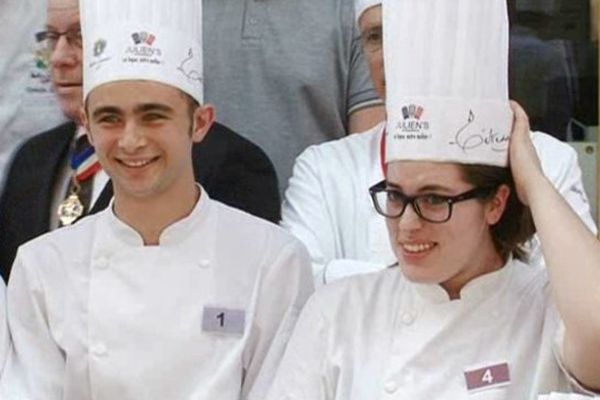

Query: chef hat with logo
left=384, top=0, right=513, bottom=167
left=81, top=0, right=203, bottom=104
left=355, top=0, right=382, bottom=22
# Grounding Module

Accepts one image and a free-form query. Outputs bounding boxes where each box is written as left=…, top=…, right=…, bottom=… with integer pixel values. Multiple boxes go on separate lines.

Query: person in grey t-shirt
left=203, top=0, right=385, bottom=191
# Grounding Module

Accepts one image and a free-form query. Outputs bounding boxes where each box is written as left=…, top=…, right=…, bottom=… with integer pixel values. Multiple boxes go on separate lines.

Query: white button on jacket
left=0, top=190, right=314, bottom=400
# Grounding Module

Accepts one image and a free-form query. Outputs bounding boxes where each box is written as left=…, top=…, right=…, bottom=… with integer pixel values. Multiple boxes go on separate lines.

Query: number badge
left=464, top=362, right=510, bottom=392
left=202, top=307, right=246, bottom=335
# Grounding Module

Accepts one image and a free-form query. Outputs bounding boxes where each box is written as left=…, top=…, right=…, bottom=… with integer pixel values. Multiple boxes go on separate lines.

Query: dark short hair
left=460, top=164, right=536, bottom=261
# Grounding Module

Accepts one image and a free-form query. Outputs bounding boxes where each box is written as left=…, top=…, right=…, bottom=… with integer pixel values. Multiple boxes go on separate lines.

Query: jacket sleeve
left=244, top=238, right=315, bottom=400
left=264, top=292, right=332, bottom=400
left=0, top=250, right=64, bottom=400
left=535, top=133, right=597, bottom=234
left=282, top=147, right=386, bottom=286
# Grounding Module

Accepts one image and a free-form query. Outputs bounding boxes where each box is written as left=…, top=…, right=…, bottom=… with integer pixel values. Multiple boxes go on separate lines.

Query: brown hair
left=460, top=164, right=536, bottom=261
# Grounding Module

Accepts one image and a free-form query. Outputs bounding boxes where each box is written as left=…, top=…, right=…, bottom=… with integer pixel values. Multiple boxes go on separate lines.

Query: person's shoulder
left=204, top=122, right=267, bottom=154
left=507, top=257, right=550, bottom=299
left=16, top=211, right=103, bottom=266
left=531, top=131, right=577, bottom=161
left=310, top=267, right=400, bottom=313
left=17, top=122, right=75, bottom=151
left=9, top=122, right=74, bottom=164
left=530, top=131, right=580, bottom=181
left=211, top=199, right=295, bottom=244
left=194, top=122, right=274, bottom=169
left=298, top=122, right=383, bottom=165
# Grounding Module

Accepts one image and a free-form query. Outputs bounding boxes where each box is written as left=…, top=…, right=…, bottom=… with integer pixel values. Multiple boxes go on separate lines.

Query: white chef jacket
left=0, top=188, right=314, bottom=400
left=266, top=259, right=597, bottom=399
left=0, top=280, right=8, bottom=377
left=282, top=123, right=597, bottom=285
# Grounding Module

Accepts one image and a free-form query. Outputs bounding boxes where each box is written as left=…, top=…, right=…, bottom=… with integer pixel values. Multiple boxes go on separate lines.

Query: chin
left=398, top=261, right=444, bottom=285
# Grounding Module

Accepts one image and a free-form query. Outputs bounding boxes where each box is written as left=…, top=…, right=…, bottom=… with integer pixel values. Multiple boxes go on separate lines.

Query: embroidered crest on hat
left=383, top=0, right=513, bottom=167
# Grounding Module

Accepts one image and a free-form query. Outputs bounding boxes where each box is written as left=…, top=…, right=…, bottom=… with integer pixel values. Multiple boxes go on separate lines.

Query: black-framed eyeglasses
left=369, top=180, right=496, bottom=223
left=36, top=29, right=82, bottom=51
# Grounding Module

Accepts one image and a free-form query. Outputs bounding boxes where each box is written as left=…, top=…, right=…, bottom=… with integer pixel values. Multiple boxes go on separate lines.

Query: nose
left=395, top=203, right=423, bottom=232
left=50, top=36, right=79, bottom=68
left=118, top=121, right=147, bottom=152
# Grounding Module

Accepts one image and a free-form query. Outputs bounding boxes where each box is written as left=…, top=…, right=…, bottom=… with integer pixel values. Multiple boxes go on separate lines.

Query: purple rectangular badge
left=464, top=362, right=510, bottom=391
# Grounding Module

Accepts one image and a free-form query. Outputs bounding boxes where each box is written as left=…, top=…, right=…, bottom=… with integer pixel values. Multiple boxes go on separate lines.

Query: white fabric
left=354, top=0, right=381, bottom=21
left=281, top=123, right=394, bottom=286
left=0, top=189, right=314, bottom=399
left=538, top=393, right=599, bottom=399
left=267, top=259, right=597, bottom=399
left=0, top=280, right=8, bottom=378
left=282, top=124, right=596, bottom=285
left=384, top=0, right=513, bottom=166
left=81, top=0, right=203, bottom=104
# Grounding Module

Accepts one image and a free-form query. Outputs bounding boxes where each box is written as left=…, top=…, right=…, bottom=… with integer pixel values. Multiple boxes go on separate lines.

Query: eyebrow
left=91, top=103, right=175, bottom=120
left=92, top=106, right=122, bottom=120
left=385, top=181, right=454, bottom=194
left=134, top=103, right=175, bottom=114
left=46, top=22, right=81, bottom=32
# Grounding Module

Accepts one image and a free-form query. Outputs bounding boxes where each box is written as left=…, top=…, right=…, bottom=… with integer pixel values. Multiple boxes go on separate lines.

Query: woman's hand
left=508, top=101, right=546, bottom=206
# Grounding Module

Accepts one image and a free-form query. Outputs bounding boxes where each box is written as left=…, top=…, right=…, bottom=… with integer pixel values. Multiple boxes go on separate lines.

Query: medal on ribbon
left=57, top=136, right=102, bottom=226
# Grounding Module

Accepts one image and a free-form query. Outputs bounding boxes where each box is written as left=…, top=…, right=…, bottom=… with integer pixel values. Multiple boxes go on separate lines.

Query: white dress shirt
left=0, top=189, right=314, bottom=399
left=282, top=124, right=596, bottom=285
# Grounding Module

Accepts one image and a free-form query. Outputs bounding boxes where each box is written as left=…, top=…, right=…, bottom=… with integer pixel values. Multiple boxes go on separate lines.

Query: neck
left=112, top=180, right=200, bottom=246
left=441, top=239, right=505, bottom=300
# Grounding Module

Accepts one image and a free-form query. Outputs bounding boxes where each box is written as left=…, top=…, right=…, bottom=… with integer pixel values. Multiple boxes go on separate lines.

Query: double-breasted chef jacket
left=0, top=188, right=314, bottom=400
left=266, top=259, right=597, bottom=399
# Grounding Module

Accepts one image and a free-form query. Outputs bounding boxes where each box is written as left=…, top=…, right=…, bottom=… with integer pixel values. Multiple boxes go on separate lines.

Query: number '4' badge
left=202, top=307, right=246, bottom=335
left=464, top=362, right=511, bottom=392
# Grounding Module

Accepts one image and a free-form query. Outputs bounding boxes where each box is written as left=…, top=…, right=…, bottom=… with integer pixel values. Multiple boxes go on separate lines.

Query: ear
left=485, top=184, right=510, bottom=226
left=79, top=106, right=94, bottom=145
left=191, top=104, right=216, bottom=143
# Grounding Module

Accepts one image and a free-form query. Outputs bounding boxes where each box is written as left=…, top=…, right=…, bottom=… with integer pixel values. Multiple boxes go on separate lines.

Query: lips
left=117, top=156, right=159, bottom=168
left=400, top=242, right=436, bottom=254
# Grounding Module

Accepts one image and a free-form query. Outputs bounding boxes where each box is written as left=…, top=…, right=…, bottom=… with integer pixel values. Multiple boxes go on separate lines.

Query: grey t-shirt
left=204, top=0, right=381, bottom=190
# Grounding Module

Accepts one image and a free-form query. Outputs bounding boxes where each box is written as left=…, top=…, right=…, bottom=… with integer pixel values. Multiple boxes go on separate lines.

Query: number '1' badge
left=464, top=362, right=510, bottom=392
left=202, top=307, right=246, bottom=335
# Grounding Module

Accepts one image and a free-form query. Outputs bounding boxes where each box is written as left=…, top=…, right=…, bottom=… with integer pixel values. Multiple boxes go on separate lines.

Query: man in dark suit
left=0, top=0, right=280, bottom=282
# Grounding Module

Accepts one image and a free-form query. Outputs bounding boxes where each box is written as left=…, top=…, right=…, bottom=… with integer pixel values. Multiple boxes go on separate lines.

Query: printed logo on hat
left=131, top=31, right=156, bottom=46
left=124, top=31, right=163, bottom=65
left=394, top=103, right=431, bottom=141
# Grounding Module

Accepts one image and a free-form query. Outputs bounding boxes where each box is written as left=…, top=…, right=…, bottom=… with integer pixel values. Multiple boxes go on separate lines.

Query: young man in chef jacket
left=0, top=0, right=314, bottom=399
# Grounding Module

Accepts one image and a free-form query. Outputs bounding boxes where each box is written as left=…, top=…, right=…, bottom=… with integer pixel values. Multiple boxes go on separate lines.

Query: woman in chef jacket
left=266, top=0, right=600, bottom=398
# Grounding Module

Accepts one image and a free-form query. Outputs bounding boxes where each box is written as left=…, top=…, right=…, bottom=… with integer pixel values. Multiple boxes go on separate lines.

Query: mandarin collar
left=408, top=256, right=516, bottom=304
left=101, top=184, right=212, bottom=249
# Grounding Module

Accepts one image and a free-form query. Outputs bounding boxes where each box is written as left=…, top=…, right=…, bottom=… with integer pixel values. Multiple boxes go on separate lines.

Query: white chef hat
left=355, top=0, right=382, bottom=22
left=81, top=0, right=203, bottom=104
left=384, top=0, right=513, bottom=167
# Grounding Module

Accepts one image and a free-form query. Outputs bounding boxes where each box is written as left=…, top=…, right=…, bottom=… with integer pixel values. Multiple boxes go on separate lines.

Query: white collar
left=408, top=256, right=516, bottom=304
